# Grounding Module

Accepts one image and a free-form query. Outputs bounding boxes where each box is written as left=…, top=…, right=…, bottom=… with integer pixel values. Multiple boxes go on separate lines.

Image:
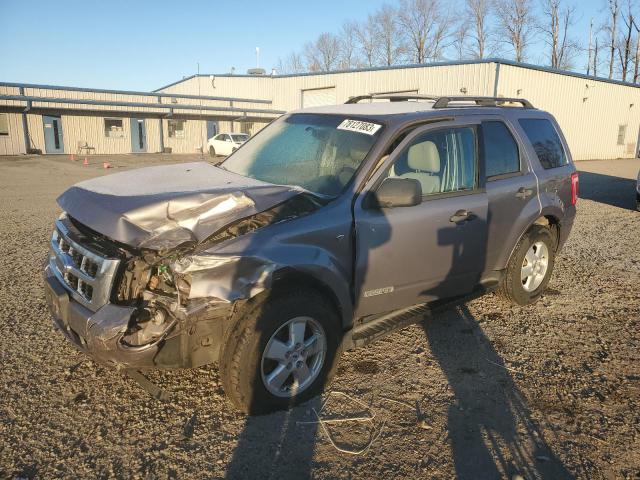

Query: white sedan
left=208, top=133, right=249, bottom=157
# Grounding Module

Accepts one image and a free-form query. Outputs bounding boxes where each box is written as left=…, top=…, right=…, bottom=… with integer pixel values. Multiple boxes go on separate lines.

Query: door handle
left=515, top=187, right=534, bottom=199
left=449, top=209, right=475, bottom=224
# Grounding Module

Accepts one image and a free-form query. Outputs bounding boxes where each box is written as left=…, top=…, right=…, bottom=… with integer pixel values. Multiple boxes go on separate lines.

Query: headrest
left=350, top=136, right=371, bottom=161
left=407, top=141, right=440, bottom=173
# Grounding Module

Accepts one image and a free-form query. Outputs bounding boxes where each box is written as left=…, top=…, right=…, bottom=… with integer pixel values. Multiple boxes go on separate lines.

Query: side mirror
left=365, top=177, right=422, bottom=209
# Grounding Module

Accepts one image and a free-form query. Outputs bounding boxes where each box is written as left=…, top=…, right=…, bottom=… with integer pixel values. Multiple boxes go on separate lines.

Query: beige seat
left=399, top=140, right=441, bottom=194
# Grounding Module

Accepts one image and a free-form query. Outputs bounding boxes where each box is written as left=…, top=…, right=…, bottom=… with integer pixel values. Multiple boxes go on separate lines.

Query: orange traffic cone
left=83, top=157, right=89, bottom=166
left=103, top=162, right=111, bottom=169
left=70, top=153, right=76, bottom=161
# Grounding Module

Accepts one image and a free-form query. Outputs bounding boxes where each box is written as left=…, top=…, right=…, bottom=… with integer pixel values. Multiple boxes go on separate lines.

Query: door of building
left=130, top=118, right=147, bottom=153
left=207, top=121, right=218, bottom=141
left=43, top=116, right=64, bottom=154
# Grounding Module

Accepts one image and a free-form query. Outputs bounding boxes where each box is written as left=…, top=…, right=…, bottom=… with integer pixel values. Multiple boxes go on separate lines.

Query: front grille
left=49, top=218, right=120, bottom=311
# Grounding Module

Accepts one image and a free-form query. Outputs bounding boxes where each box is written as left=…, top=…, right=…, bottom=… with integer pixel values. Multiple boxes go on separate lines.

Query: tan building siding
left=496, top=64, right=640, bottom=160
left=2, top=61, right=638, bottom=159
left=162, top=118, right=208, bottom=154
left=159, top=61, right=639, bottom=161
left=0, top=113, right=26, bottom=155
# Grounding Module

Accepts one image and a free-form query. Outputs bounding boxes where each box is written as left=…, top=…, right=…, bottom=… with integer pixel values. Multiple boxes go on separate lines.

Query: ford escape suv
left=44, top=94, right=578, bottom=413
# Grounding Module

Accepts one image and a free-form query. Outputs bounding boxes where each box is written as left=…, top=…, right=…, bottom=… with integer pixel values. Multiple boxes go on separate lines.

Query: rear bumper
left=43, top=265, right=229, bottom=369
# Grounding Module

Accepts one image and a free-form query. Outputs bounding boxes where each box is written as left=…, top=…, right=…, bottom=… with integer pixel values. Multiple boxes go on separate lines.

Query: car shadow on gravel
left=577, top=171, right=637, bottom=210
left=416, top=208, right=573, bottom=479
left=223, top=398, right=322, bottom=479
left=420, top=305, right=573, bottom=479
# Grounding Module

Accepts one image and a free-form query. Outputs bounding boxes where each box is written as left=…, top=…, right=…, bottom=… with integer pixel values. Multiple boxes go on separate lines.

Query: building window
left=168, top=119, right=186, bottom=138
left=104, top=118, right=124, bottom=138
left=0, top=114, right=8, bottom=136
left=617, top=124, right=627, bottom=146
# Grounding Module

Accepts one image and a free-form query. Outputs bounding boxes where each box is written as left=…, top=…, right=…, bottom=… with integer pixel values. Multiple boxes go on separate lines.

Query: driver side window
left=384, top=127, right=477, bottom=196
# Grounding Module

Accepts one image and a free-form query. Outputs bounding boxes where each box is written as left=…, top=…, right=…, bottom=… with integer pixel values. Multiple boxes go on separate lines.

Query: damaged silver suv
left=44, top=94, right=578, bottom=413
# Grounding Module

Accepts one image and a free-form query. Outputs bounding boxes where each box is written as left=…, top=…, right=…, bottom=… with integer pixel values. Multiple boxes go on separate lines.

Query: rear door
left=480, top=117, right=540, bottom=272
left=353, top=118, right=489, bottom=318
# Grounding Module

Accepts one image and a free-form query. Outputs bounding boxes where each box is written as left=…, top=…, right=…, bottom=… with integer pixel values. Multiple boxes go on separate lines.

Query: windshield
left=231, top=134, right=249, bottom=143
left=221, top=114, right=383, bottom=196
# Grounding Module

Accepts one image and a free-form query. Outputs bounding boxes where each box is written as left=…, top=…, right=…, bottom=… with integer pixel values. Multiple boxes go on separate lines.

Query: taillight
left=570, top=172, right=579, bottom=205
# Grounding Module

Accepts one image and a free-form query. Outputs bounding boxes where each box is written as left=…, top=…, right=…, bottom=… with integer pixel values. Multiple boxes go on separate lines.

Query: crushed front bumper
left=44, top=265, right=230, bottom=369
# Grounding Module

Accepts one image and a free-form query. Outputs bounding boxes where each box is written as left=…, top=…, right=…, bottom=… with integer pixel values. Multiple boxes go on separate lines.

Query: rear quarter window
left=518, top=118, right=568, bottom=169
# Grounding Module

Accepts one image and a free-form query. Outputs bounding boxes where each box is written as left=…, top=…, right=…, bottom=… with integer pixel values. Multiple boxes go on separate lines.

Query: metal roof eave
left=165, top=57, right=640, bottom=91
left=0, top=79, right=272, bottom=104
left=0, top=94, right=285, bottom=115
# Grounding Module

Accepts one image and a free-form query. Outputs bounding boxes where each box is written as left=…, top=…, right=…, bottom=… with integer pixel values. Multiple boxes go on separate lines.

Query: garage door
left=302, top=87, right=336, bottom=108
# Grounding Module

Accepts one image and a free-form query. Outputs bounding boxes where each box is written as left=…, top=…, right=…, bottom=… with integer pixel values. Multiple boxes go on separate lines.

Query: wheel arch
left=501, top=210, right=562, bottom=271
left=269, top=267, right=352, bottom=329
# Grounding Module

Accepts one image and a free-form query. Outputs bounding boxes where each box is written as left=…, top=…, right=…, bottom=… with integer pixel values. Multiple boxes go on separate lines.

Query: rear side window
left=519, top=119, right=568, bottom=169
left=482, top=121, right=520, bottom=178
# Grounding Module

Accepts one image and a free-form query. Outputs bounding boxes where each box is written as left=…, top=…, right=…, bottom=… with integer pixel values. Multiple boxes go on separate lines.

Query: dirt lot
left=1, top=154, right=639, bottom=479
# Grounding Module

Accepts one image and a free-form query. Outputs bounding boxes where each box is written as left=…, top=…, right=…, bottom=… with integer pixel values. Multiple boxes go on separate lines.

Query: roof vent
left=247, top=68, right=266, bottom=75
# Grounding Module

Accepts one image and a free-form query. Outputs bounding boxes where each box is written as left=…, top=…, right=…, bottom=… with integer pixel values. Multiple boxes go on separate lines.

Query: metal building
left=1, top=59, right=639, bottom=160
left=0, top=83, right=283, bottom=156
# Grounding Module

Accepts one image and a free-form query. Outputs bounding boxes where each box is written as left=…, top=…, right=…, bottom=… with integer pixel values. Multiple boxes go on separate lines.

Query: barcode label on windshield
left=337, top=119, right=382, bottom=135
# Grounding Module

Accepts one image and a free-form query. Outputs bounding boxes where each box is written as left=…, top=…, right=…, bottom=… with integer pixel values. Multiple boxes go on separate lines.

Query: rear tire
left=219, top=289, right=341, bottom=414
left=209, top=146, right=216, bottom=157
left=498, top=225, right=555, bottom=306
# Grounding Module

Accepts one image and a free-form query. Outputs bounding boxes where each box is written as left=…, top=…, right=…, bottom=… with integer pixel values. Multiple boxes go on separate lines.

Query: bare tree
left=338, top=21, right=361, bottom=70
left=466, top=0, right=493, bottom=58
left=594, top=36, right=601, bottom=76
left=617, top=0, right=636, bottom=81
left=276, top=52, right=306, bottom=74
left=304, top=32, right=341, bottom=72
left=605, top=0, right=620, bottom=78
left=634, top=19, right=640, bottom=82
left=539, top=0, right=578, bottom=69
left=452, top=20, right=470, bottom=60
left=398, top=0, right=452, bottom=63
left=355, top=15, right=380, bottom=67
left=495, top=0, right=536, bottom=62
left=374, top=4, right=406, bottom=66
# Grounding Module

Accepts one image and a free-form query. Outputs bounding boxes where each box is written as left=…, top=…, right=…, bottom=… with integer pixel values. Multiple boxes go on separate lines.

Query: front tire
left=499, top=225, right=556, bottom=306
left=209, top=146, right=216, bottom=157
left=219, top=289, right=341, bottom=414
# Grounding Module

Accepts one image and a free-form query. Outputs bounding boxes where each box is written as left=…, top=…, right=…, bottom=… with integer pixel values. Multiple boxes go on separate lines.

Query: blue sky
left=0, top=0, right=605, bottom=91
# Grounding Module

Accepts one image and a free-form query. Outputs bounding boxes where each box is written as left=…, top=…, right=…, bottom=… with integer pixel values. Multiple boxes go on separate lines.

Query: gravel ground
left=0, top=154, right=639, bottom=479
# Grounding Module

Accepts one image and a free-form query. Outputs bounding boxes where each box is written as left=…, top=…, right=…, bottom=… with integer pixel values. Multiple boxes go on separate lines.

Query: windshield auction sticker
left=337, top=119, right=382, bottom=135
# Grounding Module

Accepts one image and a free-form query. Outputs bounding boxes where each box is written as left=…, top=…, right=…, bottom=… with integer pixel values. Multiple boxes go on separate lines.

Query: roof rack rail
left=345, top=93, right=439, bottom=104
left=345, top=94, right=534, bottom=109
left=432, top=96, right=534, bottom=109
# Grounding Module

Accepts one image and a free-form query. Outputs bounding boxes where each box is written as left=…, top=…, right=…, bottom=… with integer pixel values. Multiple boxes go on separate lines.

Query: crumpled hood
left=57, top=162, right=302, bottom=251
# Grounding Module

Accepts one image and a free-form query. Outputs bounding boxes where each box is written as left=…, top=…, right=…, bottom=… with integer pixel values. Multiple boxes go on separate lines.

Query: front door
left=353, top=120, right=489, bottom=318
left=130, top=118, right=146, bottom=153
left=43, top=116, right=64, bottom=154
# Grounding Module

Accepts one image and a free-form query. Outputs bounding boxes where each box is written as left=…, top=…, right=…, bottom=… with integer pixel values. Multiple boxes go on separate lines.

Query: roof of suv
left=292, top=95, right=537, bottom=120
left=297, top=101, right=439, bottom=116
